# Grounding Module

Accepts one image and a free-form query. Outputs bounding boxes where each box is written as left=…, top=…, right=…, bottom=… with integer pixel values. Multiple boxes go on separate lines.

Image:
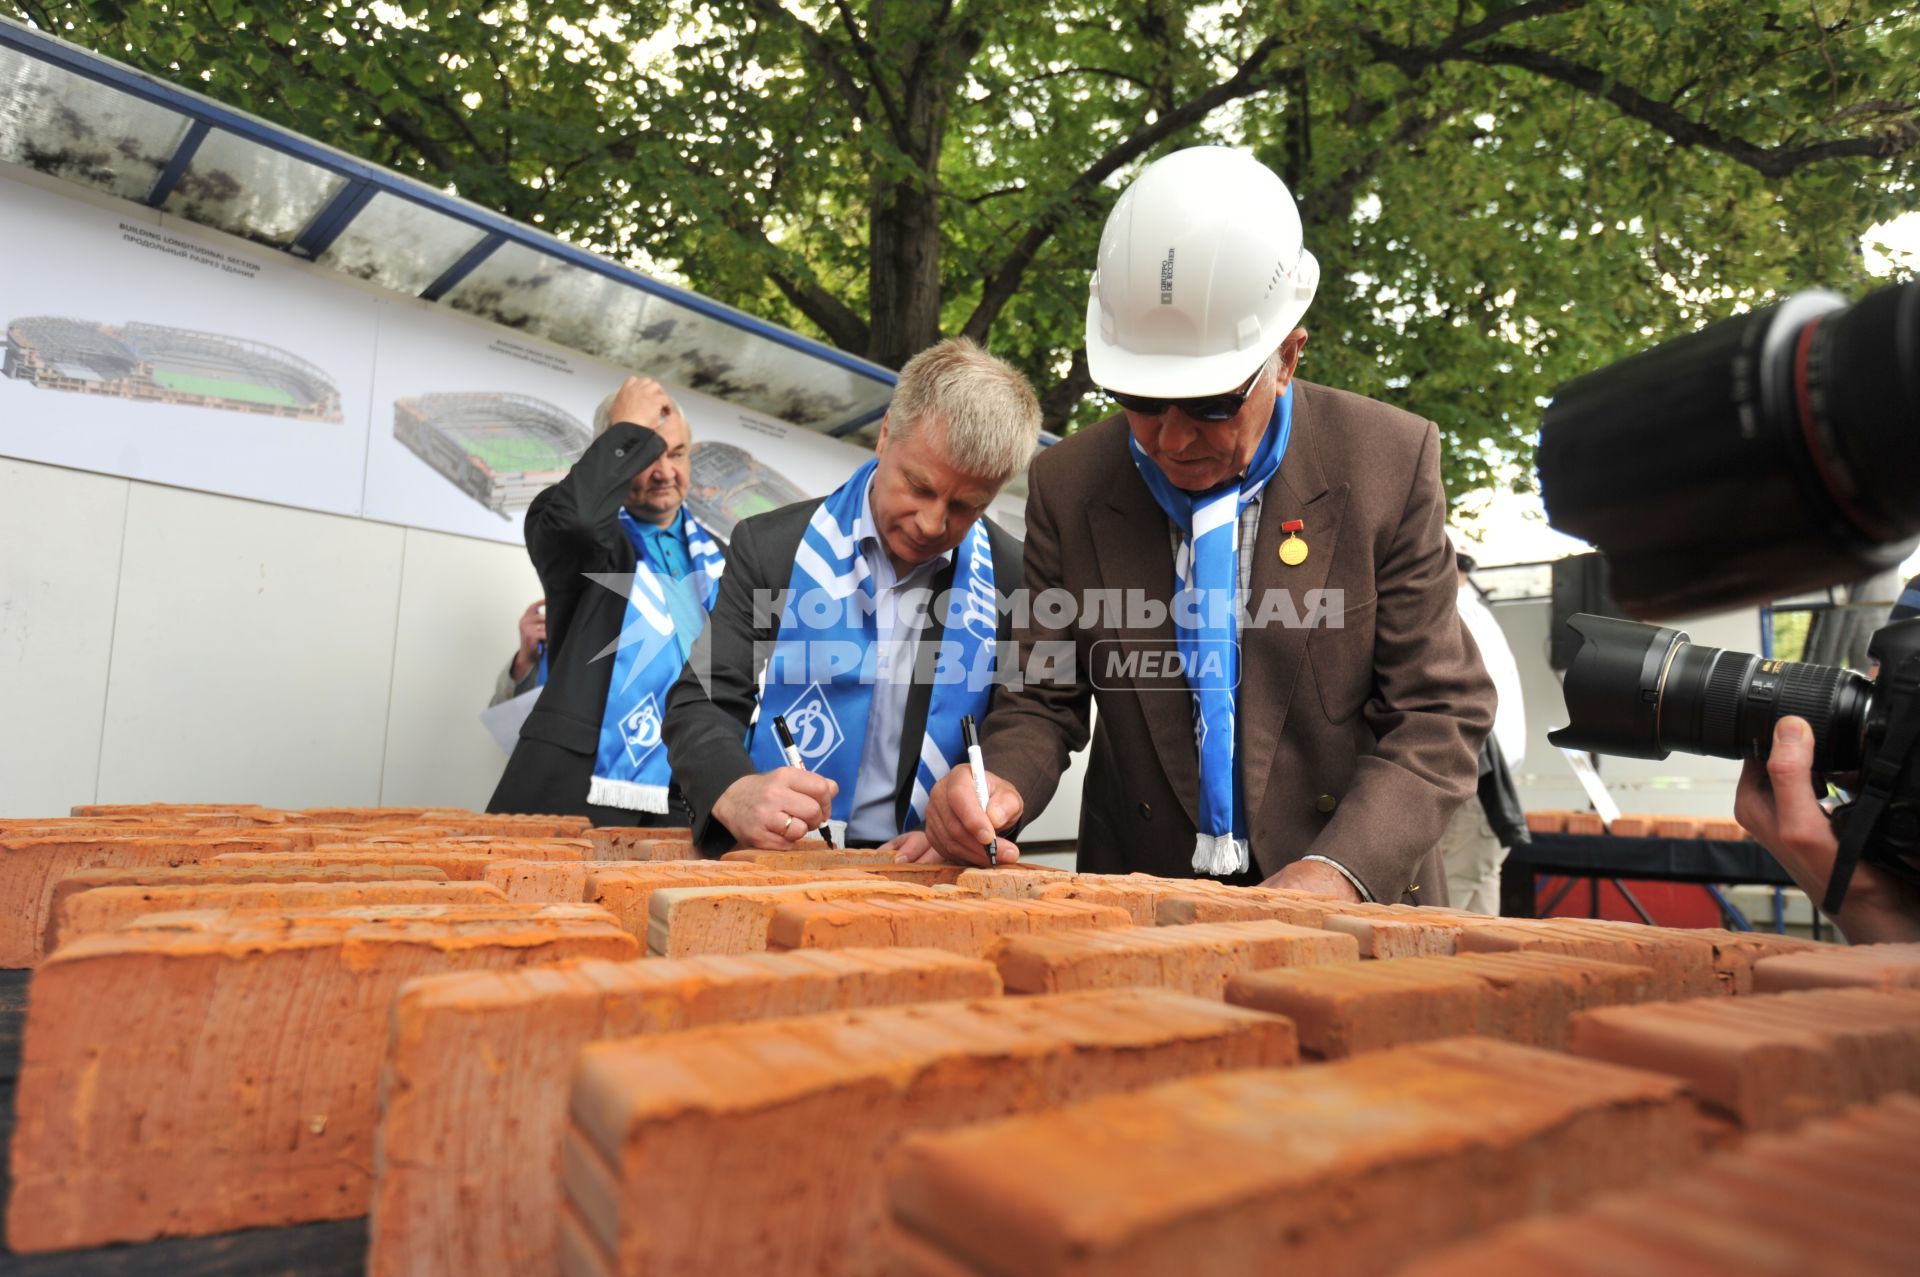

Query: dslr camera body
left=1537, top=280, right=1920, bottom=912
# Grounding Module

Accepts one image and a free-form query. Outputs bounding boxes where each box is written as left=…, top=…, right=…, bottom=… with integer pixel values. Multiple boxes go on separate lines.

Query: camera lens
left=1538, top=281, right=1920, bottom=620
left=1550, top=613, right=1873, bottom=773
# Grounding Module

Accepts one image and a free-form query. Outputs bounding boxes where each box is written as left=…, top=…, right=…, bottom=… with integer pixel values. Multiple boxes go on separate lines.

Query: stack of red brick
left=3, top=801, right=1918, bottom=1275
left=1526, top=809, right=1750, bottom=841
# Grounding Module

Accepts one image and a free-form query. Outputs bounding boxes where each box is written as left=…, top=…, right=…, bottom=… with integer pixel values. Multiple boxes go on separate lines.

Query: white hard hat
left=1086, top=146, right=1320, bottom=398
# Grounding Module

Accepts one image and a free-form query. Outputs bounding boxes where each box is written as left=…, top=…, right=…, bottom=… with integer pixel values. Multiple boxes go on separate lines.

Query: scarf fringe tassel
left=1192, top=831, right=1250, bottom=877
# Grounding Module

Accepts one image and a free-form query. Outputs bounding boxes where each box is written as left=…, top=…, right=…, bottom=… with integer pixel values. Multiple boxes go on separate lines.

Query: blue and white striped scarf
left=1127, top=385, right=1292, bottom=875
left=748, top=459, right=998, bottom=832
left=587, top=508, right=726, bottom=813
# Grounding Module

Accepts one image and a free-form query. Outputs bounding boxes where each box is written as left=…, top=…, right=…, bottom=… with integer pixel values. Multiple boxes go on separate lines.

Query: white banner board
left=0, top=167, right=883, bottom=542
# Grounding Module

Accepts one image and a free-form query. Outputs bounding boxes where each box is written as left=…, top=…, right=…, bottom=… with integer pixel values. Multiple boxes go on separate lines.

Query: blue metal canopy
left=0, top=15, right=898, bottom=434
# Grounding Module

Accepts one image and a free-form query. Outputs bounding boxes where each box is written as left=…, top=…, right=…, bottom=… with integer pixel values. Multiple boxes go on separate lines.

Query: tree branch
left=1357, top=3, right=1915, bottom=181
left=686, top=170, right=871, bottom=351
left=1460, top=40, right=1915, bottom=178
left=826, top=0, right=908, bottom=140
left=960, top=34, right=1292, bottom=342
left=743, top=0, right=880, bottom=138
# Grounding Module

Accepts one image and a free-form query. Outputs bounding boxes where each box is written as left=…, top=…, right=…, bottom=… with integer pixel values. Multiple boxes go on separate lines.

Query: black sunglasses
left=1106, top=365, right=1264, bottom=423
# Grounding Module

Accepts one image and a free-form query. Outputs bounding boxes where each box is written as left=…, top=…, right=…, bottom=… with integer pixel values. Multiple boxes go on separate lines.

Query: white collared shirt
left=847, top=477, right=955, bottom=841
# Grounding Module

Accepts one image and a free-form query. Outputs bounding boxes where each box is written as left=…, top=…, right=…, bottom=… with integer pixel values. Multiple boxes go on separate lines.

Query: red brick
left=484, top=859, right=596, bottom=903
left=564, top=989, right=1296, bottom=1276
left=886, top=1038, right=1699, bottom=1276
left=647, top=880, right=930, bottom=955
left=1153, top=889, right=1331, bottom=927
left=584, top=827, right=695, bottom=861
left=1397, top=1094, right=1920, bottom=1277
left=1226, top=952, right=1660, bottom=1058
left=5, top=904, right=636, bottom=1252
left=997, top=920, right=1357, bottom=998
left=43, top=863, right=449, bottom=955
left=1565, top=811, right=1605, bottom=835
left=212, top=850, right=554, bottom=880
left=717, top=845, right=887, bottom=868
left=50, top=880, right=506, bottom=950
left=950, top=865, right=1073, bottom=897
left=1320, top=908, right=1469, bottom=957
left=851, top=863, right=973, bottom=886
left=70, top=802, right=280, bottom=825
left=369, top=947, right=1000, bottom=1277
left=1524, top=810, right=1571, bottom=834
left=1752, top=942, right=1920, bottom=992
left=1447, top=951, right=1657, bottom=1047
left=291, top=809, right=594, bottom=838
left=1654, top=816, right=1704, bottom=840
left=1684, top=930, right=1819, bottom=995
left=1607, top=814, right=1656, bottom=838
left=768, top=895, right=1132, bottom=958
left=583, top=862, right=862, bottom=939
left=0, top=832, right=305, bottom=968
left=1035, top=876, right=1245, bottom=925
left=1456, top=919, right=1720, bottom=999
left=314, top=837, right=591, bottom=860
left=1566, top=986, right=1920, bottom=1131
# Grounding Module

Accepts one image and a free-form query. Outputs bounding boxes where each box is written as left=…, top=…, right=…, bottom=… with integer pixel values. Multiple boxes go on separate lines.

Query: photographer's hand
left=1735, top=716, right=1920, bottom=944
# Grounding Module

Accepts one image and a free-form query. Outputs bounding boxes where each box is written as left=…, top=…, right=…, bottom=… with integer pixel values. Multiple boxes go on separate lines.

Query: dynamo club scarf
left=747, top=458, right=998, bottom=830
left=587, top=508, right=726, bottom=813
left=1127, top=384, right=1292, bottom=875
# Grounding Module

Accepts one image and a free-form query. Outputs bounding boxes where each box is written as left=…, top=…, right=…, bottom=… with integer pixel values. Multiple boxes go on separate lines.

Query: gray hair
left=886, top=338, right=1041, bottom=484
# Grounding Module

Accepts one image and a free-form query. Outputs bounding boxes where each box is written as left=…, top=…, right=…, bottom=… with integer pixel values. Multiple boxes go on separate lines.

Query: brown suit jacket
left=982, top=379, right=1495, bottom=903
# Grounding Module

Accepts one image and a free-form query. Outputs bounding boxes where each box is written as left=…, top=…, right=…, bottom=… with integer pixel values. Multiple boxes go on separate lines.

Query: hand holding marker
left=961, top=715, right=997, bottom=866
left=772, top=714, right=836, bottom=848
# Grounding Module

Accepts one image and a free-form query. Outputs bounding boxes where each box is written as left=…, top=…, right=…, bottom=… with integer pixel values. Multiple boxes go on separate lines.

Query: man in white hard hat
left=920, top=146, right=1494, bottom=902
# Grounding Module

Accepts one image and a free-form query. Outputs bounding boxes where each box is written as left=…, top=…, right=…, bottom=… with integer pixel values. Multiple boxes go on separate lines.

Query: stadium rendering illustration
left=685, top=441, right=810, bottom=541
left=3, top=315, right=343, bottom=422
left=392, top=392, right=593, bottom=518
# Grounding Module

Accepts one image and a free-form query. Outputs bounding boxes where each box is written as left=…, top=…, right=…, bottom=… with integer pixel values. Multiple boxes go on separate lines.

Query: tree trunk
left=867, top=162, right=944, bottom=370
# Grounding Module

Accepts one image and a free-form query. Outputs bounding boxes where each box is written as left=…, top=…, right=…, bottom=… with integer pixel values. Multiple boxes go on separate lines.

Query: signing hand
left=714, top=768, right=837, bottom=850
left=922, top=765, right=1023, bottom=866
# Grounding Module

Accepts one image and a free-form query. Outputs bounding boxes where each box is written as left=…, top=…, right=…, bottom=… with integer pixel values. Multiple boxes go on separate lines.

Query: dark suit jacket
left=981, top=380, right=1495, bottom=903
left=488, top=422, right=719, bottom=826
left=663, top=499, right=1025, bottom=856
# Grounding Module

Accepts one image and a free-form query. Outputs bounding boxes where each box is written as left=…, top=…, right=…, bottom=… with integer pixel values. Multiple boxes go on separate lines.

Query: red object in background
left=1531, top=877, right=1725, bottom=928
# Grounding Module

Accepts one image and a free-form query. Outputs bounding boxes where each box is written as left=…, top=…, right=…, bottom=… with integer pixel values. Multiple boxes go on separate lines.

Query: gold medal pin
left=1278, top=518, right=1308, bottom=566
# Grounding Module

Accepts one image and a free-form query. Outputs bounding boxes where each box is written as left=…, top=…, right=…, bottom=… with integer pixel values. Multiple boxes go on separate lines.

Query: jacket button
left=1138, top=803, right=1152, bottom=820
left=1316, top=794, right=1337, bottom=814
left=613, top=446, right=627, bottom=458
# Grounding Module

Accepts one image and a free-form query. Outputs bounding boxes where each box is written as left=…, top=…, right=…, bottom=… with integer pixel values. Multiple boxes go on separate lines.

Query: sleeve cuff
left=1300, top=854, right=1375, bottom=903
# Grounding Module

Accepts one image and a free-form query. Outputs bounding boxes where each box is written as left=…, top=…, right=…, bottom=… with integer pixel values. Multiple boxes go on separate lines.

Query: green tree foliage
left=17, top=0, right=1918, bottom=500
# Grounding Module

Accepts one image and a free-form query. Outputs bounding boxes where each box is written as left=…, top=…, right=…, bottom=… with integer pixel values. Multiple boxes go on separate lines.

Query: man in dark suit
left=920, top=147, right=1495, bottom=903
left=490, top=376, right=724, bottom=825
left=663, top=338, right=1038, bottom=856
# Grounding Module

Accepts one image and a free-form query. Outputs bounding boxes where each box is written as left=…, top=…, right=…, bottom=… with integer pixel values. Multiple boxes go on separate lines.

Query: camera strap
left=1824, top=650, right=1920, bottom=915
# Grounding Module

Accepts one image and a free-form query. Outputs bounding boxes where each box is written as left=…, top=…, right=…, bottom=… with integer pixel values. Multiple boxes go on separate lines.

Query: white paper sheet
left=479, top=685, right=541, bottom=755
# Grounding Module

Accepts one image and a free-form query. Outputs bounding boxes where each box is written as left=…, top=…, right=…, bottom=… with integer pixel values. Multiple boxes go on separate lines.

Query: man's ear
left=1274, top=328, right=1310, bottom=388
left=874, top=412, right=891, bottom=457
